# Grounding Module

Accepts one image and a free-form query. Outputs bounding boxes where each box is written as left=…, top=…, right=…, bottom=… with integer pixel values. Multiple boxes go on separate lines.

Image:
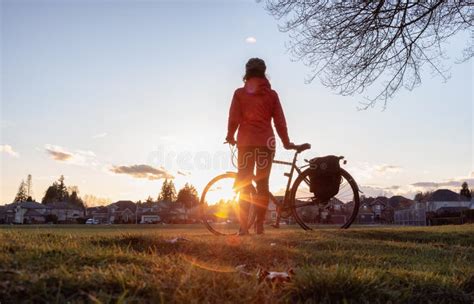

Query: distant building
left=108, top=200, right=137, bottom=223
left=357, top=202, right=375, bottom=224
left=266, top=196, right=280, bottom=223
left=424, top=189, right=472, bottom=212
left=47, top=202, right=84, bottom=223
left=8, top=201, right=51, bottom=224
left=0, top=201, right=84, bottom=224
left=394, top=189, right=474, bottom=226
left=140, top=211, right=160, bottom=224
left=86, top=206, right=109, bottom=224
left=355, top=196, right=401, bottom=224
left=85, top=200, right=191, bottom=224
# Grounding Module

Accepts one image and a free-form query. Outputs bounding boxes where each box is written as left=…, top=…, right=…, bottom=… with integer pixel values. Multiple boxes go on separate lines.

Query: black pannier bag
left=308, top=155, right=342, bottom=202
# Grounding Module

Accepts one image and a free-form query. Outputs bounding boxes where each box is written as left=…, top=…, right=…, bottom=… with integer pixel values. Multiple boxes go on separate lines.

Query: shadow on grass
left=285, top=266, right=473, bottom=304
left=330, top=227, right=474, bottom=247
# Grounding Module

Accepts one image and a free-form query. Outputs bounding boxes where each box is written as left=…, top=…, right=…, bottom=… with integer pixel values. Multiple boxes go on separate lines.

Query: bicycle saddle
left=291, top=143, right=311, bottom=153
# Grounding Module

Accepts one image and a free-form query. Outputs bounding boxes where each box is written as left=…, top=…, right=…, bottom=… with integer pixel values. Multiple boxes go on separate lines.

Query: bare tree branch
left=263, top=0, right=474, bottom=108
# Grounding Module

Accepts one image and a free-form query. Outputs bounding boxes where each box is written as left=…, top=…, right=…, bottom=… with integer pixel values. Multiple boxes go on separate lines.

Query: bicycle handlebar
left=224, top=141, right=311, bottom=153
left=289, top=143, right=311, bottom=153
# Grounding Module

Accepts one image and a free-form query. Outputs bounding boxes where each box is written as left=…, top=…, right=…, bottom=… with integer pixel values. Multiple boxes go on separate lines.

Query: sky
left=1, top=0, right=473, bottom=204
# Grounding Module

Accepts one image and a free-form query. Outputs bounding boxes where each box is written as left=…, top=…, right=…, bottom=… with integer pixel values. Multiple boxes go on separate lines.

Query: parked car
left=85, top=218, right=99, bottom=225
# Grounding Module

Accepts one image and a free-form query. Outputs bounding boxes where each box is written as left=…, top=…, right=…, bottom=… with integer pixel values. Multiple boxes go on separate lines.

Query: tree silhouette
left=177, top=183, right=200, bottom=220
left=25, top=174, right=33, bottom=198
left=263, top=1, right=473, bottom=108
left=14, top=180, right=28, bottom=202
left=57, top=175, right=68, bottom=202
left=145, top=196, right=154, bottom=204
left=158, top=179, right=177, bottom=202
left=460, top=182, right=472, bottom=199
left=42, top=175, right=84, bottom=208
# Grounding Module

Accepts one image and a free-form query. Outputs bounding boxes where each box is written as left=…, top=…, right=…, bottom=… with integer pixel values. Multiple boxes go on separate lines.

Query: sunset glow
left=1, top=1, right=472, bottom=204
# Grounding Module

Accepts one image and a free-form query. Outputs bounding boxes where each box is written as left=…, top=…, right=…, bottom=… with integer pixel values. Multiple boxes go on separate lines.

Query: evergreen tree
left=69, top=189, right=85, bottom=208
left=42, top=175, right=73, bottom=204
left=177, top=183, right=199, bottom=209
left=177, top=183, right=199, bottom=222
left=14, top=180, right=28, bottom=202
left=26, top=174, right=33, bottom=198
left=158, top=179, right=177, bottom=202
left=57, top=175, right=69, bottom=202
left=460, top=182, right=472, bottom=199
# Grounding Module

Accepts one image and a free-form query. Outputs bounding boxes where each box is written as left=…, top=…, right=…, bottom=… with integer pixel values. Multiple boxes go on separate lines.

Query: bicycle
left=199, top=143, right=360, bottom=235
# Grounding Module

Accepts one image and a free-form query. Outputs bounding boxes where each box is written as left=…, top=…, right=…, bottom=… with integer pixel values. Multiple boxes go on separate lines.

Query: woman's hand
left=225, top=137, right=236, bottom=146
left=284, top=142, right=296, bottom=150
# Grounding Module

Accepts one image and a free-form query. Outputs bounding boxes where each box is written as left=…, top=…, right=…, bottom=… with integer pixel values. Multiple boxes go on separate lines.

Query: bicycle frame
left=200, top=144, right=359, bottom=233
left=272, top=150, right=310, bottom=210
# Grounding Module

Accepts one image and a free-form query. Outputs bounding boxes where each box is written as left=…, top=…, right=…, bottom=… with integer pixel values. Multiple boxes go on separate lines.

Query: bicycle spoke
left=290, top=169, right=360, bottom=229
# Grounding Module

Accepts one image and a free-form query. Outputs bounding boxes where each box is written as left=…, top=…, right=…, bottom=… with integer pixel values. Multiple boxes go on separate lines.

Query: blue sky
left=1, top=0, right=472, bottom=204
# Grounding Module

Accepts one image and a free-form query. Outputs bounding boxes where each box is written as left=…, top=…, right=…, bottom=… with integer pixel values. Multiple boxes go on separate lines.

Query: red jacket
left=226, top=77, right=290, bottom=149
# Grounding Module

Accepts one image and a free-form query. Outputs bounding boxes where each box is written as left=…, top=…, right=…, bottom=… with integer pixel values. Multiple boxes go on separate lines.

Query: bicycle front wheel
left=289, top=168, right=360, bottom=229
left=200, top=172, right=256, bottom=236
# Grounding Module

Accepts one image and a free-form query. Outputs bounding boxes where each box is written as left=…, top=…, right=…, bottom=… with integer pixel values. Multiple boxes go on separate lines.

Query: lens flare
left=180, top=254, right=236, bottom=273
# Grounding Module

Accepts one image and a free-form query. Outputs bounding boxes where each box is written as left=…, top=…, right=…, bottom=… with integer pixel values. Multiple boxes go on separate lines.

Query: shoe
left=238, top=227, right=249, bottom=236
left=255, top=222, right=264, bottom=235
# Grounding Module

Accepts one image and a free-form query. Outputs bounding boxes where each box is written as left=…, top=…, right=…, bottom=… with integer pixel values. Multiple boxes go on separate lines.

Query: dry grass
left=1, top=224, right=473, bottom=303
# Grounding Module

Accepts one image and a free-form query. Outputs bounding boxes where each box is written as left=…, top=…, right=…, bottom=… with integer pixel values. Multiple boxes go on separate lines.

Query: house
left=1, top=201, right=51, bottom=224
left=369, top=197, right=387, bottom=219
left=86, top=206, right=109, bottom=224
left=161, top=202, right=187, bottom=223
left=354, top=196, right=403, bottom=224
left=84, top=200, right=190, bottom=224
left=424, top=189, right=473, bottom=225
left=270, top=196, right=352, bottom=225
left=357, top=202, right=375, bottom=224
left=47, top=202, right=85, bottom=223
left=108, top=200, right=137, bottom=223
left=424, top=189, right=472, bottom=212
left=0, top=201, right=85, bottom=224
left=140, top=211, right=160, bottom=224
left=357, top=196, right=390, bottom=224
left=394, top=189, right=472, bottom=226
left=387, top=195, right=413, bottom=209
left=324, top=198, right=351, bottom=224
left=266, top=196, right=281, bottom=223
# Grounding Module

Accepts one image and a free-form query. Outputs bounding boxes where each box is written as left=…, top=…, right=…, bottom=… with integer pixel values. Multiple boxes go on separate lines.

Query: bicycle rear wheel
left=200, top=172, right=256, bottom=236
left=289, top=168, right=360, bottom=229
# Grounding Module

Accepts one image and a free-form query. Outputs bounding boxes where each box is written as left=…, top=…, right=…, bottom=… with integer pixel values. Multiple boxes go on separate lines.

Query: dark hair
left=243, top=58, right=267, bottom=81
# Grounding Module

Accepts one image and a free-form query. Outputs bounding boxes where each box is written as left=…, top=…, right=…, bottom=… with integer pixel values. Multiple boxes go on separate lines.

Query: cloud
left=92, top=132, right=107, bottom=139
left=45, top=144, right=97, bottom=166
left=177, top=170, right=191, bottom=176
left=375, top=164, right=402, bottom=173
left=411, top=179, right=473, bottom=189
left=45, top=145, right=74, bottom=161
left=360, top=173, right=474, bottom=199
left=348, top=162, right=402, bottom=180
left=110, top=164, right=174, bottom=180
left=245, top=36, right=257, bottom=44
left=0, top=144, right=19, bottom=157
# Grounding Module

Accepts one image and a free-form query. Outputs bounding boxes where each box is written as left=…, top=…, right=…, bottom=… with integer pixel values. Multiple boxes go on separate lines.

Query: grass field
left=1, top=224, right=473, bottom=303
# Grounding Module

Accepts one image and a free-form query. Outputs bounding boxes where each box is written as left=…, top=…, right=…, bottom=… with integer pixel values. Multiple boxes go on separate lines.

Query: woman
left=226, top=58, right=294, bottom=235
